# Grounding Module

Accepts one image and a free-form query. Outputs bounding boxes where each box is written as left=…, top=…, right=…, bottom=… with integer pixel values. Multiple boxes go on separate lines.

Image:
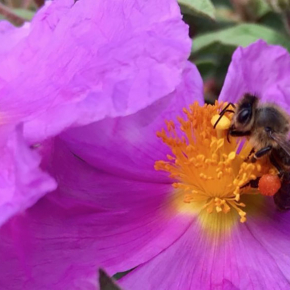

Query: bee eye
left=237, top=109, right=250, bottom=124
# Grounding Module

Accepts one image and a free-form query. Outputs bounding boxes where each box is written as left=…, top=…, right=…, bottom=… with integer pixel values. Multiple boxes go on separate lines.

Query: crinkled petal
left=60, top=63, right=203, bottom=182
left=219, top=40, right=290, bottom=112
left=0, top=138, right=193, bottom=289
left=0, top=21, right=30, bottom=58
left=2, top=0, right=192, bottom=141
left=120, top=200, right=290, bottom=290
left=0, top=2, right=58, bottom=84
left=0, top=21, right=31, bottom=92
left=0, top=125, right=56, bottom=226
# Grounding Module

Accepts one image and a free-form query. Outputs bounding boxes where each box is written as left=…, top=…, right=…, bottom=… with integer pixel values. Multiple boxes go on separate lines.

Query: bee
left=214, top=93, right=290, bottom=210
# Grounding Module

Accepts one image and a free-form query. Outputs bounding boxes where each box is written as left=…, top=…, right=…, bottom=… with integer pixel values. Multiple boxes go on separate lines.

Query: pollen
left=211, top=114, right=231, bottom=130
left=258, top=174, right=281, bottom=196
left=155, top=101, right=275, bottom=224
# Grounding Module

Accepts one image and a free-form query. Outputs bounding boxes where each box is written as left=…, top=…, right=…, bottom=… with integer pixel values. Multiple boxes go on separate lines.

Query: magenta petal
left=120, top=213, right=290, bottom=290
left=0, top=139, right=193, bottom=289
left=61, top=63, right=203, bottom=182
left=246, top=198, right=290, bottom=282
left=0, top=21, right=30, bottom=60
left=0, top=21, right=31, bottom=93
left=10, top=0, right=193, bottom=142
left=0, top=125, right=56, bottom=226
left=0, top=2, right=58, bottom=83
left=219, top=40, right=290, bottom=111
left=0, top=1, right=72, bottom=138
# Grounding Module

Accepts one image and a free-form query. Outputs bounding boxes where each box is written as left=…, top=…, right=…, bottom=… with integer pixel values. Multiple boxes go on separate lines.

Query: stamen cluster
left=155, top=102, right=275, bottom=223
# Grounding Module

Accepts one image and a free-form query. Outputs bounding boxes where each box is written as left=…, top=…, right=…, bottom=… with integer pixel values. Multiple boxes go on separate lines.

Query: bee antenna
left=213, top=102, right=236, bottom=129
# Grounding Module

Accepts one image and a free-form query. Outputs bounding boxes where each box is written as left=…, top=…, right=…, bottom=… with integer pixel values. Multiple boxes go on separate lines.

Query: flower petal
left=0, top=125, right=56, bottom=226
left=219, top=40, right=290, bottom=111
left=0, top=138, right=193, bottom=289
left=0, top=1, right=72, bottom=135
left=0, top=1, right=59, bottom=83
left=0, top=21, right=30, bottom=59
left=6, top=0, right=193, bottom=142
left=246, top=197, right=290, bottom=283
left=61, top=63, right=203, bottom=182
left=120, top=207, right=290, bottom=290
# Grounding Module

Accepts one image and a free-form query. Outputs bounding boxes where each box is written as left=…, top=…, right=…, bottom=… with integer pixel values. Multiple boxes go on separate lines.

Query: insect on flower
left=214, top=93, right=290, bottom=210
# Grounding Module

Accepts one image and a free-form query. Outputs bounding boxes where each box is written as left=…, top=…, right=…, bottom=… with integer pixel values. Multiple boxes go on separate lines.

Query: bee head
left=231, top=93, right=258, bottom=132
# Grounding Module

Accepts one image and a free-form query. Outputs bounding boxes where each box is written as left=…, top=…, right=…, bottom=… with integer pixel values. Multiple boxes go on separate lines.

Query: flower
left=2, top=0, right=191, bottom=141
left=117, top=40, right=290, bottom=289
left=0, top=62, right=200, bottom=290
left=0, top=0, right=194, bottom=288
left=1, top=38, right=289, bottom=289
left=62, top=40, right=290, bottom=288
left=0, top=0, right=190, bottom=223
left=0, top=11, right=56, bottom=226
left=22, top=0, right=192, bottom=142
left=0, top=125, right=55, bottom=226
left=154, top=101, right=275, bottom=223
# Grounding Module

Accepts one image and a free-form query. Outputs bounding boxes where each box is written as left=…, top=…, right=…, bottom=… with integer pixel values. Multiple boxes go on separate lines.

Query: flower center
left=155, top=102, right=276, bottom=224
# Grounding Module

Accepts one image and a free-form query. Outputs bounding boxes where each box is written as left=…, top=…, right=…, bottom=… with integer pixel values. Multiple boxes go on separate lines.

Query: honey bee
left=214, top=93, right=290, bottom=210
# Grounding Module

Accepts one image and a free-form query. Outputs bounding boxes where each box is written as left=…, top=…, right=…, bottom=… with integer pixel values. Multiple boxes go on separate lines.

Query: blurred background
left=0, top=0, right=289, bottom=103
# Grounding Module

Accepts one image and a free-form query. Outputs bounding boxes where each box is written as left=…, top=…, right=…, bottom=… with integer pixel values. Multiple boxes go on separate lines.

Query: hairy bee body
left=218, top=94, right=290, bottom=210
left=272, top=144, right=290, bottom=210
left=274, top=172, right=290, bottom=210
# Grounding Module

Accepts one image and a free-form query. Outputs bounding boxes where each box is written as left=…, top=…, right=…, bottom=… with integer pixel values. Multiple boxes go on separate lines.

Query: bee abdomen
left=274, top=173, right=290, bottom=210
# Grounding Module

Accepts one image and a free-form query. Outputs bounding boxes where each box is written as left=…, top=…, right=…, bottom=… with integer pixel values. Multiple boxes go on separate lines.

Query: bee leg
left=227, top=130, right=231, bottom=143
left=229, top=130, right=251, bottom=137
left=228, top=130, right=251, bottom=141
left=269, top=155, right=284, bottom=178
left=274, top=172, right=290, bottom=211
left=244, top=148, right=255, bottom=162
left=227, top=129, right=251, bottom=143
left=250, top=146, right=272, bottom=163
left=226, top=130, right=251, bottom=144
left=240, top=177, right=260, bottom=189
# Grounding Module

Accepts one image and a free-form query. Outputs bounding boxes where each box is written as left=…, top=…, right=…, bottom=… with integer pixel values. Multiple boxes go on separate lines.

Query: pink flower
left=2, top=38, right=290, bottom=289
left=0, top=0, right=194, bottom=289
left=0, top=11, right=56, bottom=226
left=0, top=0, right=190, bottom=221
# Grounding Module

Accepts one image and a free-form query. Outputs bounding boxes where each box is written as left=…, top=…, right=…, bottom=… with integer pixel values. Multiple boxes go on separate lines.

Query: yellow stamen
left=155, top=101, right=275, bottom=227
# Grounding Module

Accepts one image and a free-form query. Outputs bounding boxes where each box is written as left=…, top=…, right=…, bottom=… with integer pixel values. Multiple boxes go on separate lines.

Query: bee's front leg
left=244, top=148, right=255, bottom=162
left=240, top=178, right=260, bottom=189
left=227, top=129, right=251, bottom=143
left=269, top=154, right=284, bottom=178
left=250, top=146, right=272, bottom=163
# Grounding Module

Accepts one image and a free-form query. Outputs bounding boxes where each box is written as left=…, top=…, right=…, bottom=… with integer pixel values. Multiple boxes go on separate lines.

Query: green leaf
left=195, top=57, right=218, bottom=77
left=178, top=0, right=215, bottom=20
left=192, top=23, right=290, bottom=54
left=12, top=8, right=35, bottom=20
left=254, top=0, right=271, bottom=18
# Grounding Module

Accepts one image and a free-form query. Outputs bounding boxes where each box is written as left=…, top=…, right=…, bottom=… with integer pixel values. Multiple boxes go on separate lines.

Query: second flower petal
left=219, top=40, right=290, bottom=112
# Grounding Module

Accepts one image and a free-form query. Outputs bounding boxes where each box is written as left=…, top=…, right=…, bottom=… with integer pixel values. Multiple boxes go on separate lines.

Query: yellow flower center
left=155, top=102, right=275, bottom=225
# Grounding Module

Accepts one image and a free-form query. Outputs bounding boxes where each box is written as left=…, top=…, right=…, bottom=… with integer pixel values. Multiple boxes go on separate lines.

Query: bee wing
left=270, top=132, right=290, bottom=157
